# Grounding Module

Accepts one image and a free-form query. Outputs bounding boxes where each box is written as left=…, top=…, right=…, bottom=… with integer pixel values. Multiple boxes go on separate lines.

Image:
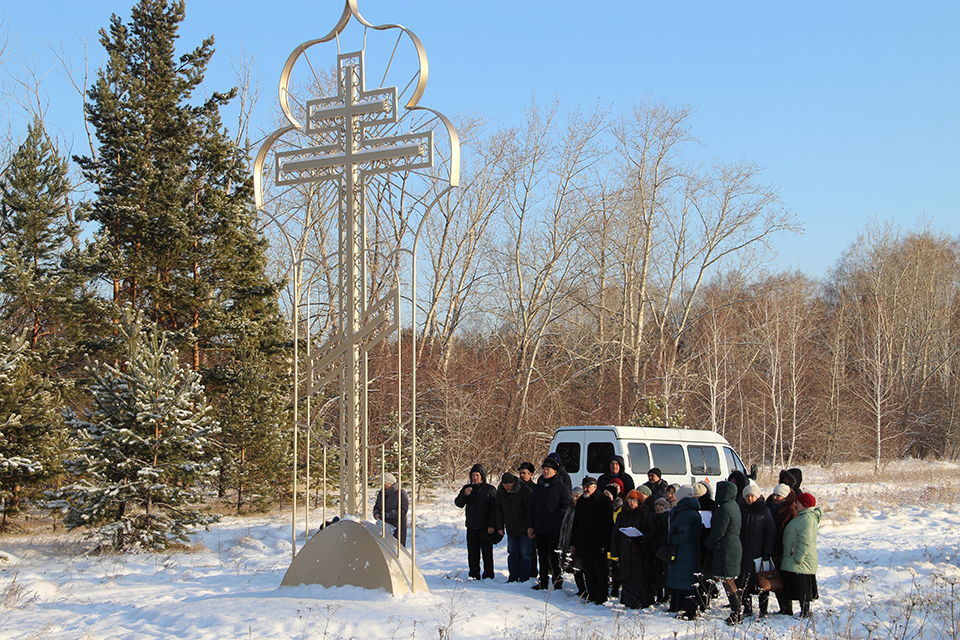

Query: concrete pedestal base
left=280, top=519, right=428, bottom=595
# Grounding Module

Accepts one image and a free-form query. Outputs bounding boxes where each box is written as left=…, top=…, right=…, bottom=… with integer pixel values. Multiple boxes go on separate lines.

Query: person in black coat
left=610, top=490, right=658, bottom=608
left=454, top=463, right=498, bottom=579
left=597, top=455, right=636, bottom=494
left=518, top=461, right=539, bottom=579
left=527, top=457, right=573, bottom=590
left=738, top=484, right=776, bottom=618
left=496, top=472, right=534, bottom=583
left=373, top=472, right=409, bottom=546
left=571, top=476, right=613, bottom=604
left=643, top=468, right=670, bottom=502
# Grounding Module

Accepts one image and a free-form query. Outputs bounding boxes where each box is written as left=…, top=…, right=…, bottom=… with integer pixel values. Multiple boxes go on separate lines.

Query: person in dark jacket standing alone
left=571, top=476, right=613, bottom=604
left=373, top=472, right=409, bottom=546
left=527, top=457, right=573, bottom=591
left=495, top=472, right=533, bottom=582
left=455, top=464, right=498, bottom=580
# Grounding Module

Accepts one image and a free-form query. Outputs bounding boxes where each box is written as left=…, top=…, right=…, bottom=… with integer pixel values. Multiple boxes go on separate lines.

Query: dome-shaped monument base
left=280, top=520, right=428, bottom=594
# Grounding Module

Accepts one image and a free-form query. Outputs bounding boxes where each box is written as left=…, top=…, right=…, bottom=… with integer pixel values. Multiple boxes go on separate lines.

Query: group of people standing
left=454, top=457, right=823, bottom=624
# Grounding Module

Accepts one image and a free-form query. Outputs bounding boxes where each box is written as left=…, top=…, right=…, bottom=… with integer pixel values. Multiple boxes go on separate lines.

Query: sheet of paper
left=700, top=511, right=713, bottom=528
left=619, top=526, right=643, bottom=538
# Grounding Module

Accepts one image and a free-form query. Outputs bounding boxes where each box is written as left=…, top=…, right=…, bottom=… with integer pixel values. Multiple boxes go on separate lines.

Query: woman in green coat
left=704, top=480, right=743, bottom=624
left=780, top=492, right=823, bottom=618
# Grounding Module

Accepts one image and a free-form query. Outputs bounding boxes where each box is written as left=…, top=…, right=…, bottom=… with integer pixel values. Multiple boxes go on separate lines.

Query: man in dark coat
left=570, top=476, right=613, bottom=604
left=527, top=457, right=573, bottom=590
left=454, top=463, right=498, bottom=579
left=518, top=460, right=539, bottom=579
left=495, top=472, right=533, bottom=582
left=705, top=480, right=743, bottom=624
left=643, top=467, right=670, bottom=502
left=598, top=455, right=635, bottom=494
left=373, top=472, right=409, bottom=546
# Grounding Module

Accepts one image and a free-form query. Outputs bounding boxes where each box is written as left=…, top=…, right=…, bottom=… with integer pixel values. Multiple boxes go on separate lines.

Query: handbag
left=756, top=557, right=784, bottom=592
left=655, top=543, right=678, bottom=564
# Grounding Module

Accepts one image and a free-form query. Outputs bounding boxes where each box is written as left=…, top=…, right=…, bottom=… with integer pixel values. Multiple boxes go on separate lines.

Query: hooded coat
left=598, top=455, right=636, bottom=493
left=704, top=480, right=742, bottom=579
left=781, top=505, right=823, bottom=575
left=767, top=490, right=799, bottom=559
left=454, top=464, right=497, bottom=531
left=527, top=474, right=573, bottom=536
left=666, top=496, right=703, bottom=590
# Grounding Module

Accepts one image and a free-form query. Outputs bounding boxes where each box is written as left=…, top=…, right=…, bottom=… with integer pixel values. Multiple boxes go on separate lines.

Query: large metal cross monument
left=253, top=1, right=459, bottom=595
left=276, top=50, right=431, bottom=516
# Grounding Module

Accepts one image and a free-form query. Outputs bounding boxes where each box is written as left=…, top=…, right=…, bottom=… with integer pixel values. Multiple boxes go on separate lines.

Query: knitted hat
left=742, top=484, right=761, bottom=499
left=383, top=472, right=397, bottom=485
left=501, top=472, right=518, bottom=485
left=648, top=467, right=663, bottom=479
left=625, top=490, right=643, bottom=501
left=676, top=485, right=695, bottom=501
left=637, top=485, right=652, bottom=497
left=572, top=485, right=584, bottom=497
left=692, top=482, right=708, bottom=498
left=772, top=483, right=791, bottom=498
left=796, top=492, right=817, bottom=509
left=541, top=456, right=559, bottom=470
left=654, top=498, right=670, bottom=509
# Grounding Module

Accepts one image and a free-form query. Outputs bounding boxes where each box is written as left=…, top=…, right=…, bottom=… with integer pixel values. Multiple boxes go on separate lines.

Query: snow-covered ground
left=3, top=461, right=960, bottom=640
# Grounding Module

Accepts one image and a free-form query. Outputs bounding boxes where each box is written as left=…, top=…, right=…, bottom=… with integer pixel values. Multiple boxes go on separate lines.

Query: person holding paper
left=610, top=490, right=656, bottom=609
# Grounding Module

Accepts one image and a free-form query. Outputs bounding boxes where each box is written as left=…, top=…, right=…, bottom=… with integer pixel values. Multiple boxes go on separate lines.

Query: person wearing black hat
left=643, top=468, right=670, bottom=502
left=527, top=456, right=573, bottom=590
left=496, top=471, right=533, bottom=582
left=517, top=461, right=538, bottom=579
left=571, top=476, right=614, bottom=604
left=455, top=463, right=498, bottom=579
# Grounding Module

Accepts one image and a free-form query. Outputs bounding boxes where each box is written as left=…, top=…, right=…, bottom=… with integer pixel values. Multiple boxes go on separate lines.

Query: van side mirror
left=748, top=464, right=758, bottom=481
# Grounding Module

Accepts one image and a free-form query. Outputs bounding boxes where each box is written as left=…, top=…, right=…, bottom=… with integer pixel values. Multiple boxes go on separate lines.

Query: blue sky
left=4, top=1, right=958, bottom=278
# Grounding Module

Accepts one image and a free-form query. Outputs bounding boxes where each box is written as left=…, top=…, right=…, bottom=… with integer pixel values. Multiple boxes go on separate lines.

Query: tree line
left=1, top=0, right=957, bottom=547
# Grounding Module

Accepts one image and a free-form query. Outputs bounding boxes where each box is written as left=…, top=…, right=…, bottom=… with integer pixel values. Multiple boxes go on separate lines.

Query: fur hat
left=383, top=472, right=397, bottom=485
left=772, top=483, right=791, bottom=497
left=625, top=490, right=643, bottom=501
left=778, top=469, right=797, bottom=488
left=676, top=485, right=695, bottom=501
left=518, top=461, right=535, bottom=474
left=637, top=485, right=652, bottom=497
left=501, top=472, right=518, bottom=485
left=541, top=456, right=559, bottom=471
left=742, top=484, right=761, bottom=499
left=796, top=492, right=816, bottom=509
left=692, top=482, right=708, bottom=498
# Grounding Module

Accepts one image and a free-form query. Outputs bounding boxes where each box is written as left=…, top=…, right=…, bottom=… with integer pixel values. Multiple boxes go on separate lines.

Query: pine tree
left=210, top=344, right=289, bottom=513
left=0, top=117, right=95, bottom=365
left=75, top=0, right=285, bottom=371
left=57, top=309, right=218, bottom=550
left=0, top=333, right=63, bottom=526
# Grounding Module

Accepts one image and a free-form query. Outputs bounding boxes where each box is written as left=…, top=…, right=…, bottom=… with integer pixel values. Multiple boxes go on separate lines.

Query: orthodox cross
left=275, top=50, right=432, bottom=515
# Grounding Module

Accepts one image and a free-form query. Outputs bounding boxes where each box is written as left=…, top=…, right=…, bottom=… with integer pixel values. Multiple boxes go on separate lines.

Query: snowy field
left=3, top=460, right=960, bottom=640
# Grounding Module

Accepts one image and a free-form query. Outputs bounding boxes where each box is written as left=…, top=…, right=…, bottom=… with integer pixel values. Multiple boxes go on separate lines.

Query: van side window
left=587, top=442, right=615, bottom=474
left=688, top=445, right=721, bottom=476
left=556, top=442, right=581, bottom=473
left=627, top=443, right=650, bottom=475
left=650, top=443, right=686, bottom=475
left=723, top=447, right=745, bottom=474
